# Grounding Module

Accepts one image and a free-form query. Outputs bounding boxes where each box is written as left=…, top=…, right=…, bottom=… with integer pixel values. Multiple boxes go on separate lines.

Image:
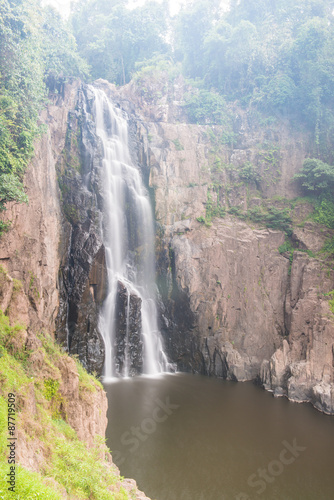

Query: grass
left=325, top=290, right=334, bottom=314
left=0, top=310, right=130, bottom=500
left=0, top=461, right=63, bottom=499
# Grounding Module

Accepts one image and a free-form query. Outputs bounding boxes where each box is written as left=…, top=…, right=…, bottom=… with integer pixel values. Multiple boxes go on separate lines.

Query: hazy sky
left=42, top=0, right=188, bottom=18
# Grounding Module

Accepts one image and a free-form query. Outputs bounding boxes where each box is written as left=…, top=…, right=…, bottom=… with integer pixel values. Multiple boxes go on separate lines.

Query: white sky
left=42, top=0, right=189, bottom=18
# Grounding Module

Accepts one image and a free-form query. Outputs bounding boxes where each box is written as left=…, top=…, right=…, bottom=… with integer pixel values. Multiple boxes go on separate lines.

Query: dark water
left=104, top=373, right=334, bottom=500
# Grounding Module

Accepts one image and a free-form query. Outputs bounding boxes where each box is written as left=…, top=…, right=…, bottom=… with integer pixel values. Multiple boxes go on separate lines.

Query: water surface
left=104, top=373, right=334, bottom=500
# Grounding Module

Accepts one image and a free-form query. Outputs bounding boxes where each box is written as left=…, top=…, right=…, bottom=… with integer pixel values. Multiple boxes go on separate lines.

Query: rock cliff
left=0, top=81, right=150, bottom=499
left=55, top=84, right=107, bottom=374
left=98, top=75, right=334, bottom=415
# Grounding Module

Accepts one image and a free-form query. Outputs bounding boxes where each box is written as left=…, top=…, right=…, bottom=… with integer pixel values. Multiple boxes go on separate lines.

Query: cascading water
left=92, top=87, right=171, bottom=380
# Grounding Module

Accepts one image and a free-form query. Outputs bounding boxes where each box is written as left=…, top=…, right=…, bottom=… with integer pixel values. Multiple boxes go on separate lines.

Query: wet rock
left=55, top=85, right=108, bottom=375
left=114, top=281, right=143, bottom=376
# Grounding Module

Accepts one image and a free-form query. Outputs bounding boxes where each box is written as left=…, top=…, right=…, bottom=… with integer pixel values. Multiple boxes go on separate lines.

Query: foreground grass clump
left=0, top=310, right=129, bottom=499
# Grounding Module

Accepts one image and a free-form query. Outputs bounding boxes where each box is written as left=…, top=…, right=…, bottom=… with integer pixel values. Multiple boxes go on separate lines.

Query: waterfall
left=91, top=87, right=171, bottom=380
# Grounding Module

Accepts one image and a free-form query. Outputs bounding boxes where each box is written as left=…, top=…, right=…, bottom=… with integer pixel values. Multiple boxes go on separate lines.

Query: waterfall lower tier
left=92, top=86, right=172, bottom=379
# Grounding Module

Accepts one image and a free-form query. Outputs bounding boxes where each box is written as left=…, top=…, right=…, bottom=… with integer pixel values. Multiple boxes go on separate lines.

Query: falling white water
left=92, top=87, right=171, bottom=379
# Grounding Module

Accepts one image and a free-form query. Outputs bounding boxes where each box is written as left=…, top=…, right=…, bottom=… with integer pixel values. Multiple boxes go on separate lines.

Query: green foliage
left=228, top=206, right=245, bottom=218
left=183, top=88, right=232, bottom=126
left=256, top=74, right=297, bottom=112
left=278, top=237, right=317, bottom=277
left=0, top=461, right=63, bottom=499
left=42, top=7, right=89, bottom=84
left=51, top=434, right=127, bottom=500
left=321, top=236, right=334, bottom=257
left=44, top=378, right=63, bottom=419
left=0, top=220, right=11, bottom=237
left=134, top=54, right=181, bottom=83
left=238, top=162, right=261, bottom=184
left=294, top=158, right=334, bottom=194
left=172, top=138, right=184, bottom=151
left=247, top=206, right=293, bottom=235
left=0, top=310, right=128, bottom=499
left=0, top=0, right=87, bottom=231
left=312, top=199, right=334, bottom=228
left=174, top=0, right=221, bottom=79
left=0, top=173, right=28, bottom=211
left=173, top=0, right=334, bottom=147
left=0, top=310, right=27, bottom=362
left=328, top=291, right=334, bottom=314
left=228, top=204, right=293, bottom=235
left=278, top=240, right=294, bottom=254
left=74, top=357, right=103, bottom=392
left=205, top=187, right=226, bottom=225
left=72, top=0, right=169, bottom=85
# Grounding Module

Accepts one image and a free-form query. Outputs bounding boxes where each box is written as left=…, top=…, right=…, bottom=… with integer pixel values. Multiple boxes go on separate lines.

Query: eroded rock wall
left=55, top=84, right=107, bottom=374
left=99, top=77, right=334, bottom=414
left=0, top=81, right=152, bottom=500
left=115, top=281, right=143, bottom=376
left=0, top=82, right=79, bottom=332
left=0, top=79, right=109, bottom=466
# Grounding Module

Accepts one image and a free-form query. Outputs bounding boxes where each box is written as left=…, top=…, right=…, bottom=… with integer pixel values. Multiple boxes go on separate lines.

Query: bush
left=321, top=236, right=334, bottom=257
left=238, top=162, right=261, bottom=184
left=228, top=204, right=293, bottom=235
left=294, top=158, right=334, bottom=195
left=278, top=240, right=294, bottom=254
left=313, top=198, right=334, bottom=228
left=0, top=173, right=28, bottom=211
left=183, top=88, right=231, bottom=126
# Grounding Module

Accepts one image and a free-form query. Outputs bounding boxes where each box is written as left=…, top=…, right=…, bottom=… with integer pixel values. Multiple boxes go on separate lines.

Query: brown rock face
left=167, top=219, right=288, bottom=377
left=55, top=85, right=108, bottom=375
left=0, top=82, right=152, bottom=499
left=0, top=79, right=109, bottom=466
left=98, top=77, right=334, bottom=414
left=0, top=83, right=80, bottom=332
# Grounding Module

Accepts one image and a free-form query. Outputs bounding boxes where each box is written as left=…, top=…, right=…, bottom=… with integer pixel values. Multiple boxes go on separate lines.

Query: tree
left=0, top=0, right=87, bottom=224
left=294, top=158, right=334, bottom=194
left=72, top=0, right=170, bottom=85
left=174, top=0, right=220, bottom=78
left=42, top=7, right=89, bottom=82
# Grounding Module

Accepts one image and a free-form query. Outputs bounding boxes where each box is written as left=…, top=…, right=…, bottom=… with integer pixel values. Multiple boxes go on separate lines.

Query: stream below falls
left=104, top=373, right=334, bottom=500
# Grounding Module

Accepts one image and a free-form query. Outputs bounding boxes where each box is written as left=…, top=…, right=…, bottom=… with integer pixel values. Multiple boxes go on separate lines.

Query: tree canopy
left=0, top=0, right=87, bottom=232
left=70, top=0, right=334, bottom=151
left=2, top=0, right=334, bottom=227
left=72, top=0, right=170, bottom=85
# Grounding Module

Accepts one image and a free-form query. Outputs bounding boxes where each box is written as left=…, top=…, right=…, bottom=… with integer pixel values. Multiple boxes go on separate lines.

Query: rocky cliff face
left=55, top=84, right=108, bottom=374
left=0, top=81, right=151, bottom=499
left=115, top=281, right=143, bottom=376
left=98, top=75, right=334, bottom=415
left=0, top=83, right=79, bottom=334
left=0, top=78, right=108, bottom=468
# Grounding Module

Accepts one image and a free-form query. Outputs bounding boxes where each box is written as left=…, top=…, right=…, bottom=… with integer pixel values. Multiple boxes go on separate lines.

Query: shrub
left=183, top=88, right=231, bottom=126
left=312, top=198, right=334, bottom=228
left=278, top=240, right=294, bottom=254
left=294, top=158, right=334, bottom=195
left=238, top=162, right=261, bottom=184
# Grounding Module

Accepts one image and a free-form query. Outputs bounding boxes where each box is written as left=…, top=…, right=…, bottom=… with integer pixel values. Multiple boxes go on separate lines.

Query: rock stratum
left=97, top=74, right=334, bottom=415
left=0, top=81, right=150, bottom=499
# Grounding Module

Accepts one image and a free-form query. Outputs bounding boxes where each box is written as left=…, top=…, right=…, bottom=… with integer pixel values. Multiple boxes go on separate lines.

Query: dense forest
left=1, top=0, right=334, bottom=234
